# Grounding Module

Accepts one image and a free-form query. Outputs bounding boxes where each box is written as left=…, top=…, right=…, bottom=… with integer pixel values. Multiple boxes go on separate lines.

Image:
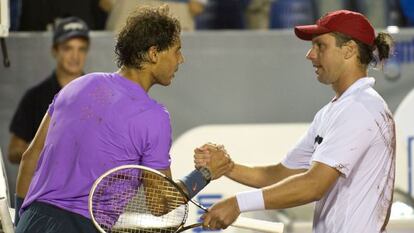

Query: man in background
left=8, top=16, right=90, bottom=164
left=8, top=16, right=89, bottom=223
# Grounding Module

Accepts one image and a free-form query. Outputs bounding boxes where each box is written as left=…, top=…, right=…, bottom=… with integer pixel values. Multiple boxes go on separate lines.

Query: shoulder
left=144, top=102, right=171, bottom=122
left=60, top=72, right=110, bottom=94
left=312, top=102, right=331, bottom=123
left=351, top=87, right=390, bottom=122
left=126, top=103, right=172, bottom=144
left=312, top=97, right=376, bottom=131
left=330, top=94, right=385, bottom=131
left=128, top=102, right=171, bottom=129
left=356, top=87, right=388, bottom=111
left=67, top=72, right=107, bottom=86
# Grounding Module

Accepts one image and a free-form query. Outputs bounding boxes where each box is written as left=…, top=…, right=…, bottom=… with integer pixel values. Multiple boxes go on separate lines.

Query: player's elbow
left=305, top=178, right=329, bottom=201
left=304, top=163, right=340, bottom=201
left=20, top=150, right=33, bottom=163
left=311, top=189, right=326, bottom=201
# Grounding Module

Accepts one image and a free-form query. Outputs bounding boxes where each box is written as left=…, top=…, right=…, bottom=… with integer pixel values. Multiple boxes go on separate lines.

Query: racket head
left=89, top=165, right=189, bottom=233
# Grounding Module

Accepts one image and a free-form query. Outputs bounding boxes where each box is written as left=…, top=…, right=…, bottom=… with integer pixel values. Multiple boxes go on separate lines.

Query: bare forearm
left=226, top=163, right=305, bottom=188
left=16, top=150, right=41, bottom=197
left=15, top=114, right=50, bottom=197
left=262, top=162, right=340, bottom=209
left=262, top=173, right=321, bottom=209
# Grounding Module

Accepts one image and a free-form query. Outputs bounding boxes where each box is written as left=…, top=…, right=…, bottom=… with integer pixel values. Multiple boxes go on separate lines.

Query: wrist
left=179, top=168, right=211, bottom=199
left=225, top=160, right=235, bottom=176
left=198, top=167, right=212, bottom=181
left=231, top=196, right=241, bottom=214
left=235, top=189, right=265, bottom=212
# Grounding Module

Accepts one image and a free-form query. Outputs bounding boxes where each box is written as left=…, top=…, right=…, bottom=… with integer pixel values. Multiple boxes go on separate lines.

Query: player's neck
left=332, top=68, right=367, bottom=99
left=117, top=66, right=152, bottom=92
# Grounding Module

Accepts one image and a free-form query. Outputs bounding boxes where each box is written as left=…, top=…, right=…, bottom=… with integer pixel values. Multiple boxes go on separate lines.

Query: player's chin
left=162, top=77, right=174, bottom=86
left=318, top=79, right=331, bottom=86
left=65, top=67, right=82, bottom=75
left=316, top=75, right=326, bottom=84
left=159, top=80, right=172, bottom=87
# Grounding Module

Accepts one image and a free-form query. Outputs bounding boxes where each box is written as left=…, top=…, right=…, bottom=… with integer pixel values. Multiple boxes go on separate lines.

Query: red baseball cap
left=294, top=10, right=375, bottom=46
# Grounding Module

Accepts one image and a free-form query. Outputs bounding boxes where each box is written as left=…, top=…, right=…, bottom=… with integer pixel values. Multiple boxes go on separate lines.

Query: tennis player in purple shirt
left=15, top=5, right=233, bottom=233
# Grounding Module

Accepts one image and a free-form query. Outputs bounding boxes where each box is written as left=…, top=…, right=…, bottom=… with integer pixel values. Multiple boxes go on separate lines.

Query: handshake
left=193, top=143, right=235, bottom=180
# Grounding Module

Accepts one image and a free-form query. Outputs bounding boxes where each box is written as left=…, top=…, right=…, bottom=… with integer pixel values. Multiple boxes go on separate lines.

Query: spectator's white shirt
left=283, top=77, right=396, bottom=233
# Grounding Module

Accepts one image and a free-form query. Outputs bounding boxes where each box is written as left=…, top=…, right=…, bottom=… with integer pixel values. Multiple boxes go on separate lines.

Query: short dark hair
left=332, top=31, right=394, bottom=68
left=115, top=6, right=181, bottom=69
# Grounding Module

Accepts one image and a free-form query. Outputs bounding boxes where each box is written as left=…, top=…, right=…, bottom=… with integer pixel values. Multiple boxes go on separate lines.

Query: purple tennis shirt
left=21, top=72, right=172, bottom=219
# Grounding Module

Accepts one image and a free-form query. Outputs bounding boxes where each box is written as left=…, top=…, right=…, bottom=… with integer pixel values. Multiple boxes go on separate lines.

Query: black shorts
left=16, top=201, right=99, bottom=233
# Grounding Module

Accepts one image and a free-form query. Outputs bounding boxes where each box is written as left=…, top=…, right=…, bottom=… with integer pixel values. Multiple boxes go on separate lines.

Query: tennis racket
left=89, top=164, right=284, bottom=233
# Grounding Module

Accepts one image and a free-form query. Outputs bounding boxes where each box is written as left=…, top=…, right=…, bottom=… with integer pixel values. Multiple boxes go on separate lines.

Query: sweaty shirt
left=22, top=72, right=172, bottom=218
left=283, top=78, right=395, bottom=233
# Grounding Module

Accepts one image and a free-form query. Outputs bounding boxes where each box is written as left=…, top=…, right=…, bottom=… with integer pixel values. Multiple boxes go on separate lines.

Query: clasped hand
left=193, top=142, right=240, bottom=230
left=194, top=142, right=234, bottom=180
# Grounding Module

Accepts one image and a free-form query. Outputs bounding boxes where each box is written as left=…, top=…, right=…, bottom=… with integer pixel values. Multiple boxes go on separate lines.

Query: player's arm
left=147, top=162, right=230, bottom=216
left=157, top=168, right=172, bottom=178
left=16, top=113, right=50, bottom=198
left=157, top=154, right=233, bottom=201
left=157, top=168, right=194, bottom=196
left=262, top=161, right=339, bottom=208
left=202, top=161, right=339, bottom=229
left=194, top=146, right=306, bottom=188
left=155, top=168, right=187, bottom=199
left=142, top=168, right=178, bottom=216
left=226, top=163, right=307, bottom=188
left=7, top=134, right=29, bottom=164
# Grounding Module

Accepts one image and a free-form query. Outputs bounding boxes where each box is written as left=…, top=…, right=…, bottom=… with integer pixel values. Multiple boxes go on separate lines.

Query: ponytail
left=374, top=32, right=394, bottom=62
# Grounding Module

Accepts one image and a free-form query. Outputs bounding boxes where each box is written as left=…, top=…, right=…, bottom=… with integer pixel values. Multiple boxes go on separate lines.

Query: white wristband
left=236, top=189, right=265, bottom=212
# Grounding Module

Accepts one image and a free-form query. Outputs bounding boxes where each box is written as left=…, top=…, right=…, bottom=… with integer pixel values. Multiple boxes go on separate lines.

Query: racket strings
left=91, top=168, right=189, bottom=233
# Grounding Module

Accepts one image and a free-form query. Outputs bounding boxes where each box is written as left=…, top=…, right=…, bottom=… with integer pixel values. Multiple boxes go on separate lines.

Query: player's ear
left=343, top=40, right=357, bottom=60
left=147, top=46, right=159, bottom=63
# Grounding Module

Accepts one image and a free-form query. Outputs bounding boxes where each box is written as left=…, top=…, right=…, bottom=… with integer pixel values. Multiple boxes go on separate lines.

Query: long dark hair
left=332, top=31, right=394, bottom=68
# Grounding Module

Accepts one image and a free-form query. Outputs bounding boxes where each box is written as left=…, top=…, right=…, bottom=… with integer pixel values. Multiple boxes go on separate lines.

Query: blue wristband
left=14, top=194, right=24, bottom=226
left=179, top=169, right=210, bottom=199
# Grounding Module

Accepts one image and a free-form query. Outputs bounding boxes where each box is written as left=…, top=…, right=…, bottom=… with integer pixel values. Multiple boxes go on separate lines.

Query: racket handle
left=232, top=216, right=284, bottom=233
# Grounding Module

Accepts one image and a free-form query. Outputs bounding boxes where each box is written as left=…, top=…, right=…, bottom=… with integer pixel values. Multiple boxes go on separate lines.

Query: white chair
left=0, top=148, right=14, bottom=233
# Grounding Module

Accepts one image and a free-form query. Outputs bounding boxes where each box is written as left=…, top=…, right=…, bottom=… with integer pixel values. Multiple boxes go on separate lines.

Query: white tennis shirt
left=282, top=77, right=396, bottom=233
